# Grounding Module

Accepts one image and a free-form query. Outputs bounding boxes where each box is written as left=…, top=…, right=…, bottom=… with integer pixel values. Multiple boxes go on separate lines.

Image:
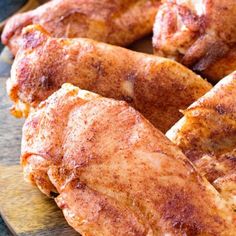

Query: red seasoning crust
left=8, top=25, right=212, bottom=132
left=153, top=0, right=236, bottom=81
left=21, top=84, right=236, bottom=236
left=167, top=72, right=236, bottom=210
left=2, top=0, right=160, bottom=55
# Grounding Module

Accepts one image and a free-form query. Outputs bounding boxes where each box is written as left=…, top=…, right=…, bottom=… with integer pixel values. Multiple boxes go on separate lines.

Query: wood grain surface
left=0, top=37, right=153, bottom=235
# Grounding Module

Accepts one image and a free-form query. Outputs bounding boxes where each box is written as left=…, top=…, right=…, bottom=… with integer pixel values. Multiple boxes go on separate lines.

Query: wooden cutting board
left=0, top=38, right=153, bottom=235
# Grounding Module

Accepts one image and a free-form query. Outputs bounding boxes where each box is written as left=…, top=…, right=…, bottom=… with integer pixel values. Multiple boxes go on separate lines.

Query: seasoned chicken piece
left=153, top=0, right=236, bottom=82
left=214, top=173, right=236, bottom=210
left=21, top=83, right=236, bottom=236
left=8, top=25, right=211, bottom=132
left=1, top=0, right=160, bottom=55
left=167, top=72, right=236, bottom=209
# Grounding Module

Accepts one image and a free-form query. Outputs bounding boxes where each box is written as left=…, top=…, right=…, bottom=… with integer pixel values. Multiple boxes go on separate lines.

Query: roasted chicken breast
left=21, top=83, right=236, bottom=236
left=167, top=71, right=236, bottom=210
left=8, top=25, right=211, bottom=132
left=2, top=0, right=160, bottom=55
left=153, top=0, right=236, bottom=82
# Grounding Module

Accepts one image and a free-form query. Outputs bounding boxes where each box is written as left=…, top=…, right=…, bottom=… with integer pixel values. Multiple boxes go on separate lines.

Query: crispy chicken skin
left=8, top=25, right=211, bottom=132
left=166, top=72, right=236, bottom=209
left=21, top=83, right=236, bottom=236
left=1, top=0, right=160, bottom=55
left=153, top=0, right=236, bottom=81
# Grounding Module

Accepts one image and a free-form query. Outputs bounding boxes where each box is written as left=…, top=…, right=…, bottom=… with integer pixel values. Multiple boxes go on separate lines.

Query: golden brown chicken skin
left=167, top=72, right=236, bottom=210
left=153, top=0, right=236, bottom=82
left=21, top=83, right=236, bottom=236
left=8, top=25, right=211, bottom=132
left=1, top=0, right=160, bottom=55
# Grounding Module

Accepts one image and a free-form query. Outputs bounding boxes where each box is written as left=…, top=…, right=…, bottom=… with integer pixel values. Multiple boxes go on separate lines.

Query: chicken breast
left=21, top=83, right=236, bottom=236
left=1, top=0, right=160, bottom=55
left=153, top=0, right=236, bottom=82
left=166, top=71, right=236, bottom=210
left=8, top=25, right=211, bottom=132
